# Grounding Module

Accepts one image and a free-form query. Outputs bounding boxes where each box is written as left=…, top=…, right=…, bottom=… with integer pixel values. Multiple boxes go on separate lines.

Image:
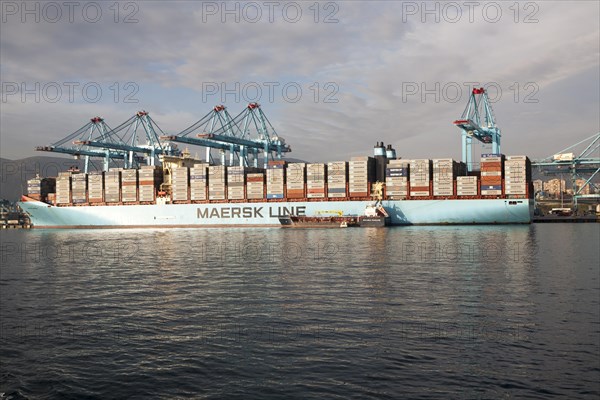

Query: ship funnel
left=386, top=144, right=397, bottom=160
left=374, top=142, right=386, bottom=157
left=374, top=141, right=387, bottom=182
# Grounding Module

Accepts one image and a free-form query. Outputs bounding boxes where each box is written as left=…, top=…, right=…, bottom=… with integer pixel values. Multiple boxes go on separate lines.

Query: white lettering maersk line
left=196, top=205, right=306, bottom=219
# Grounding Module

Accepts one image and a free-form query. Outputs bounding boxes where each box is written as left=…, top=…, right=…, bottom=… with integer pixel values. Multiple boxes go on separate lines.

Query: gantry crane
left=36, top=104, right=290, bottom=173
left=36, top=113, right=179, bottom=172
left=35, top=116, right=138, bottom=172
left=161, top=105, right=244, bottom=166
left=73, top=111, right=179, bottom=169
left=453, top=87, right=501, bottom=171
left=199, top=103, right=291, bottom=168
left=162, top=103, right=291, bottom=168
left=532, top=132, right=600, bottom=209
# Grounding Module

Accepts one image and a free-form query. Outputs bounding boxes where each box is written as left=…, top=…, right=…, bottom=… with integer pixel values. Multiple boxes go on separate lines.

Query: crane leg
left=492, top=133, right=500, bottom=155
left=462, top=131, right=473, bottom=171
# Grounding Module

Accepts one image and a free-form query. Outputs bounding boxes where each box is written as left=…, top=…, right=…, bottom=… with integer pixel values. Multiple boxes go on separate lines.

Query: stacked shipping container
left=190, top=164, right=207, bottom=201
left=307, top=163, right=326, bottom=198
left=26, top=177, right=55, bottom=201
left=504, top=156, right=531, bottom=196
left=71, top=173, right=87, bottom=204
left=246, top=172, right=265, bottom=199
left=480, top=154, right=504, bottom=195
left=409, top=159, right=432, bottom=197
left=286, top=163, right=305, bottom=199
left=456, top=176, right=478, bottom=196
left=267, top=161, right=286, bottom=199
left=139, top=166, right=162, bottom=202
left=88, top=172, right=104, bottom=203
left=171, top=167, right=189, bottom=201
left=386, top=159, right=409, bottom=199
left=43, top=151, right=534, bottom=206
left=227, top=166, right=246, bottom=200
left=56, top=172, right=71, bottom=204
left=327, top=161, right=347, bottom=198
left=104, top=170, right=121, bottom=203
left=349, top=157, right=374, bottom=197
left=433, top=159, right=455, bottom=197
left=121, top=169, right=138, bottom=203
left=208, top=166, right=226, bottom=200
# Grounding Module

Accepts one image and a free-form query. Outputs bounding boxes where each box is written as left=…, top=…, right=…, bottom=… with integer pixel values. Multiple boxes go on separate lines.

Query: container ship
left=19, top=143, right=534, bottom=228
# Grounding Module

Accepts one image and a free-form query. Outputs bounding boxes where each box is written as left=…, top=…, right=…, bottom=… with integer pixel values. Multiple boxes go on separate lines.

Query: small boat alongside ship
left=278, top=202, right=391, bottom=228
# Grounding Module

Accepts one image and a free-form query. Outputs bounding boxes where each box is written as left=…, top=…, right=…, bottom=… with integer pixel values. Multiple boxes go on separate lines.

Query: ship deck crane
left=454, top=87, right=501, bottom=171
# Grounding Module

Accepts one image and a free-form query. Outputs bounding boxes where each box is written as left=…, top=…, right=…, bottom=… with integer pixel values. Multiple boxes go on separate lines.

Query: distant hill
left=1, top=155, right=85, bottom=202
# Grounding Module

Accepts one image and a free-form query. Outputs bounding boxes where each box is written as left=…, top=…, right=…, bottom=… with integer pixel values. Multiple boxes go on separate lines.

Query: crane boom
left=454, top=87, right=501, bottom=171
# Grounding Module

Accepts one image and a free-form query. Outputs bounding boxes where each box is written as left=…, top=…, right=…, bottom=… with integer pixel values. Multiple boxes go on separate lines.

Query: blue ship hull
left=18, top=199, right=533, bottom=228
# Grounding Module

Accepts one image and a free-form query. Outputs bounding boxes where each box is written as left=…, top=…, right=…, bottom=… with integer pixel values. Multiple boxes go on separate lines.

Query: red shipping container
left=480, top=176, right=502, bottom=184
left=481, top=161, right=502, bottom=168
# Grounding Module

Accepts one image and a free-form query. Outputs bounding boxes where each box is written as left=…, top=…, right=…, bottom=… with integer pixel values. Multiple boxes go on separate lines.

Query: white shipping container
left=457, top=176, right=477, bottom=182
left=505, top=190, right=527, bottom=194
left=387, top=189, right=408, bottom=193
left=481, top=190, right=502, bottom=195
left=480, top=156, right=503, bottom=162
left=481, top=171, right=502, bottom=176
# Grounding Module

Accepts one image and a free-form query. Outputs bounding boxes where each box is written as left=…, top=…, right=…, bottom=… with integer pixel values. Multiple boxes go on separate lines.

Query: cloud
left=1, top=1, right=598, bottom=162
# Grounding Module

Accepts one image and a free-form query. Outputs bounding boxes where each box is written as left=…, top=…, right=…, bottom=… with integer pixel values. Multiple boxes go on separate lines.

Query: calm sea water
left=1, top=224, right=599, bottom=399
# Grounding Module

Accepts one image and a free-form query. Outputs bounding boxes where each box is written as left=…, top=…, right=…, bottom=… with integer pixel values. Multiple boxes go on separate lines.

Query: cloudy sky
left=1, top=1, right=599, bottom=163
